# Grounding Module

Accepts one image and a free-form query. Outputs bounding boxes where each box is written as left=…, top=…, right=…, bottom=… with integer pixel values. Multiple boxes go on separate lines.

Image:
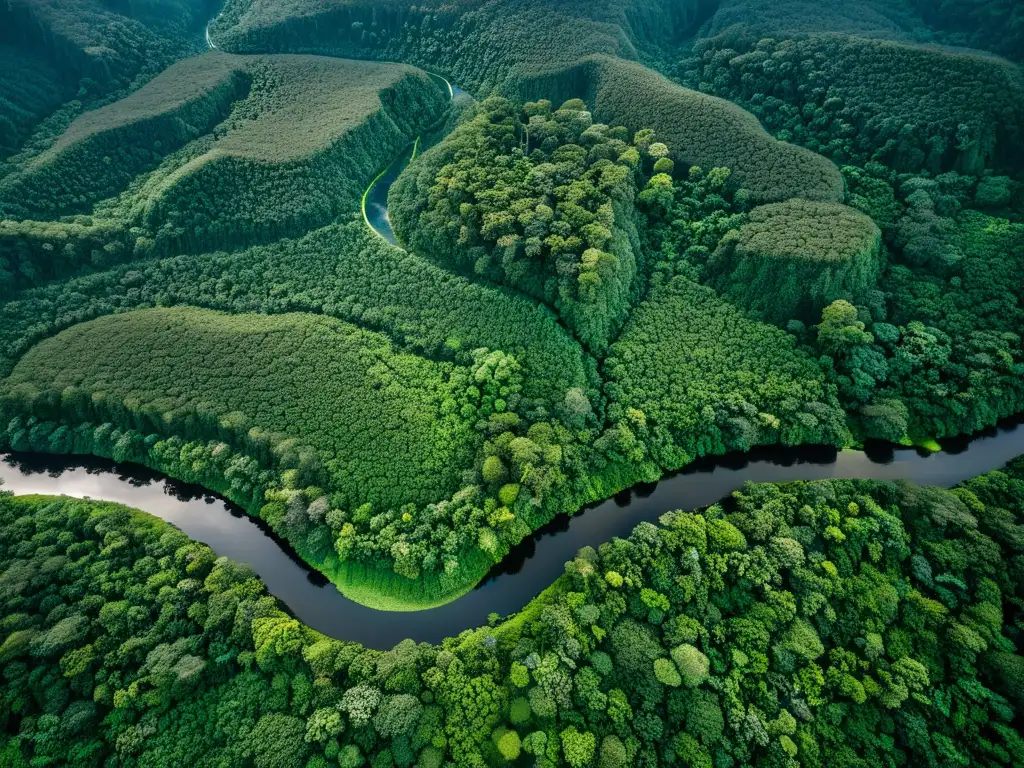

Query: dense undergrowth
left=681, top=28, right=1024, bottom=177
left=2, top=460, right=1023, bottom=766
left=1, top=307, right=479, bottom=510
left=0, top=53, right=448, bottom=292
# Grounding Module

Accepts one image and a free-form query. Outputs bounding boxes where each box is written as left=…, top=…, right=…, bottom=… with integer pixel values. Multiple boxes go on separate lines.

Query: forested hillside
left=2, top=461, right=1023, bottom=766
left=0, top=53, right=448, bottom=273
left=0, top=0, right=215, bottom=170
left=2, top=307, right=479, bottom=510
left=0, top=5, right=1023, bottom=761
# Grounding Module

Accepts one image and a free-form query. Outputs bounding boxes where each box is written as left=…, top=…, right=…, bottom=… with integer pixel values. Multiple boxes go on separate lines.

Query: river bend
left=2, top=417, right=1021, bottom=648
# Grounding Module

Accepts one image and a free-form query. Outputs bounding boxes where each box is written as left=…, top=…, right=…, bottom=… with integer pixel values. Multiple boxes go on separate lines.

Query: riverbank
left=3, top=413, right=1020, bottom=647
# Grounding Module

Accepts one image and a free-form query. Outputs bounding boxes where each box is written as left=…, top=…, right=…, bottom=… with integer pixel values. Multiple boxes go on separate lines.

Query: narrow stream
left=2, top=416, right=1021, bottom=649
left=363, top=73, right=467, bottom=244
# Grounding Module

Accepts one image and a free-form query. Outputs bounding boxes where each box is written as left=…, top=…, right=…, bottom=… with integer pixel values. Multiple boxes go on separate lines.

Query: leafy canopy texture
left=708, top=199, right=883, bottom=324
left=391, top=96, right=649, bottom=352
left=602, top=276, right=847, bottom=472
left=2, top=307, right=478, bottom=510
left=2, top=458, right=1024, bottom=765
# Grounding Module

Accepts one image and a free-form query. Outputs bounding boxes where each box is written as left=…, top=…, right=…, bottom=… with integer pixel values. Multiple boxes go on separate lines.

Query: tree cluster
left=207, top=0, right=845, bottom=205
left=3, top=458, right=1024, bottom=766
left=684, top=27, right=1024, bottom=176
left=209, top=0, right=702, bottom=92
left=601, top=276, right=848, bottom=474
left=3, top=0, right=209, bottom=90
left=390, top=96, right=650, bottom=352
left=0, top=218, right=134, bottom=300
left=803, top=164, right=1024, bottom=442
left=0, top=216, right=595, bottom=409
left=146, top=56, right=449, bottom=252
left=707, top=199, right=882, bottom=325
left=700, top=0, right=920, bottom=39
left=1, top=53, right=449, bottom=256
left=909, top=0, right=1024, bottom=63
left=0, top=53, right=249, bottom=221
left=1, top=307, right=478, bottom=512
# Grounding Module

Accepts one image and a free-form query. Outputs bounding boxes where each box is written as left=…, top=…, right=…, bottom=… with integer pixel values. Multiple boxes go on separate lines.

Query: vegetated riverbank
left=2, top=414, right=1021, bottom=648
left=362, top=73, right=468, bottom=244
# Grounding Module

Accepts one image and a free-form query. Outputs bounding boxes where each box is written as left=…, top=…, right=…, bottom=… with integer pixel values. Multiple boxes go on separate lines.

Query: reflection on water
left=365, top=143, right=417, bottom=245
left=1, top=413, right=1021, bottom=649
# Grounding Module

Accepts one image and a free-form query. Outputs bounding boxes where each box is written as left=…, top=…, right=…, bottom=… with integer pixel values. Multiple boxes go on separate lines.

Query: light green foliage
left=708, top=199, right=883, bottom=324
left=670, top=645, right=709, bottom=687
left=602, top=276, right=847, bottom=471
left=560, top=726, right=596, bottom=767
left=509, top=662, right=530, bottom=688
left=2, top=307, right=477, bottom=510
left=250, top=714, right=310, bottom=768
left=374, top=694, right=423, bottom=737
left=3, top=457, right=1024, bottom=765
left=494, top=727, right=521, bottom=761
left=598, top=734, right=629, bottom=768
left=652, top=658, right=681, bottom=687
left=391, top=96, right=646, bottom=352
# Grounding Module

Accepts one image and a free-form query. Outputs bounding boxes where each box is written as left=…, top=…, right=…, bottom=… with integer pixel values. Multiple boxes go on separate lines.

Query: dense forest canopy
left=1, top=0, right=1023, bottom=763
left=0, top=0, right=1020, bottom=603
left=2, top=461, right=1024, bottom=766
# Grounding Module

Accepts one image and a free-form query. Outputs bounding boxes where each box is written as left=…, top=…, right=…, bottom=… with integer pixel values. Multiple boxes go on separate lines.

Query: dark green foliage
left=822, top=164, right=1024, bottom=441
left=686, top=29, right=1024, bottom=175
left=872, top=207, right=1024, bottom=439
left=391, top=96, right=647, bottom=352
left=0, top=217, right=594, bottom=408
left=0, top=46, right=65, bottom=160
left=509, top=55, right=846, bottom=205
left=211, top=0, right=703, bottom=86
left=3, top=460, right=1024, bottom=765
left=602, top=276, right=847, bottom=472
left=708, top=199, right=883, bottom=324
left=0, top=218, right=132, bottom=300
left=0, top=53, right=249, bottom=220
left=701, top=0, right=921, bottom=38
left=0, top=9, right=1020, bottom=768
left=210, top=0, right=845, bottom=203
left=0, top=53, right=449, bottom=253
left=143, top=55, right=449, bottom=251
left=2, top=306, right=478, bottom=510
left=910, top=0, right=1024, bottom=62
left=2, top=0, right=209, bottom=90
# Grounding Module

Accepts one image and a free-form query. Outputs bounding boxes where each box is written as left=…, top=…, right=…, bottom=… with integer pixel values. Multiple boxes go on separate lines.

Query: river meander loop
left=3, top=417, right=1021, bottom=649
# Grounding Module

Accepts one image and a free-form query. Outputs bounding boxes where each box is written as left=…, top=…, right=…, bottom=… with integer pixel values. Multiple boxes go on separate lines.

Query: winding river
left=363, top=74, right=468, bottom=244
left=4, top=47, right=1021, bottom=647
left=3, top=417, right=1021, bottom=648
